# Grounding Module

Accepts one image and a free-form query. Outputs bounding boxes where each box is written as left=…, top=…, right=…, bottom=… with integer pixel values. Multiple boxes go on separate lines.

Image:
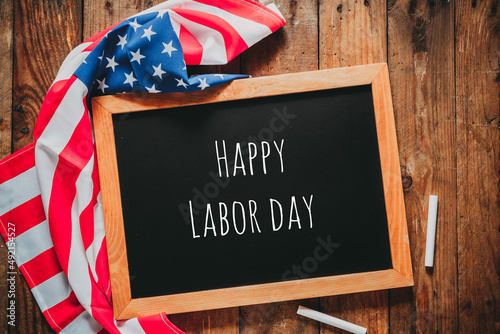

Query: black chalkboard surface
left=114, top=85, right=392, bottom=299
left=92, top=64, right=413, bottom=319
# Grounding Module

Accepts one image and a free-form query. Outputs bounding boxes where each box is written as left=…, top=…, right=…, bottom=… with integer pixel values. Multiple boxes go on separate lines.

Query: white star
left=214, top=74, right=225, bottom=79
left=162, top=41, right=177, bottom=57
left=96, top=78, right=109, bottom=93
left=182, top=60, right=187, bottom=70
left=197, top=78, right=210, bottom=90
left=106, top=56, right=119, bottom=72
left=175, top=78, right=188, bottom=89
left=124, top=71, right=137, bottom=87
left=141, top=26, right=157, bottom=41
left=129, top=18, right=142, bottom=32
left=98, top=51, right=104, bottom=61
left=130, top=48, right=146, bottom=64
left=157, top=9, right=168, bottom=18
left=146, top=84, right=161, bottom=93
left=152, top=63, right=166, bottom=79
left=117, top=34, right=127, bottom=49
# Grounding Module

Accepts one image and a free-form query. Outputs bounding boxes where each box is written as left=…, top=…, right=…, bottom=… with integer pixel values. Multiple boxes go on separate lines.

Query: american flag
left=0, top=1, right=285, bottom=332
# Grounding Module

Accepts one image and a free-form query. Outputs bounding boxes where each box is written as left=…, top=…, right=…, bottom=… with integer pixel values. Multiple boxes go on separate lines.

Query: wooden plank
left=239, top=0, right=318, bottom=333
left=0, top=0, right=13, bottom=331
left=319, top=0, right=387, bottom=69
left=388, top=0, right=458, bottom=332
left=0, top=0, right=13, bottom=160
left=318, top=0, right=389, bottom=332
left=13, top=0, right=82, bottom=152
left=11, top=0, right=83, bottom=332
left=83, top=0, right=161, bottom=39
left=456, top=0, right=500, bottom=332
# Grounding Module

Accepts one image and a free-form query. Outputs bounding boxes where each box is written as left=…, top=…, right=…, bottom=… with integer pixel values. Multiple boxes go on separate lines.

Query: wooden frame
left=92, top=63, right=413, bottom=320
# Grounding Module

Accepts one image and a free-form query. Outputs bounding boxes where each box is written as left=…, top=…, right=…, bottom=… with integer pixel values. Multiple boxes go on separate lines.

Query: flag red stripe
left=20, top=248, right=62, bottom=288
left=0, top=195, right=45, bottom=238
left=95, top=238, right=112, bottom=301
left=193, top=0, right=285, bottom=31
left=178, top=26, right=203, bottom=65
left=49, top=110, right=94, bottom=273
left=89, top=263, right=121, bottom=334
left=0, top=144, right=35, bottom=184
left=171, top=8, right=248, bottom=63
left=34, top=76, right=77, bottom=140
left=82, top=153, right=100, bottom=251
left=43, top=292, right=86, bottom=333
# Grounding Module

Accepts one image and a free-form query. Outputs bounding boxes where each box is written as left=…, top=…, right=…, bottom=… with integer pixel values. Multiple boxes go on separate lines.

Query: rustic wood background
left=0, top=0, right=499, bottom=333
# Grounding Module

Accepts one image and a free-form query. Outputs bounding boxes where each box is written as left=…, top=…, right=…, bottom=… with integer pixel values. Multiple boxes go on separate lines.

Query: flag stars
left=175, top=78, right=188, bottom=89
left=129, top=18, right=142, bottom=32
left=130, top=48, right=146, bottom=64
left=162, top=41, right=177, bottom=57
left=214, top=74, right=225, bottom=79
left=146, top=84, right=161, bottom=93
left=98, top=50, right=104, bottom=62
left=124, top=71, right=138, bottom=87
left=197, top=78, right=210, bottom=90
left=152, top=63, right=166, bottom=79
left=117, top=34, right=128, bottom=49
left=106, top=56, right=119, bottom=72
left=96, top=78, right=109, bottom=93
left=142, top=26, right=157, bottom=41
left=157, top=9, right=168, bottom=18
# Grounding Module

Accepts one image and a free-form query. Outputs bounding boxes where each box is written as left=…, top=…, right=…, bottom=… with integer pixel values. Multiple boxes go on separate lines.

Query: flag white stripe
left=86, top=193, right=106, bottom=282
left=60, top=311, right=103, bottom=334
left=0, top=167, right=39, bottom=216
left=116, top=318, right=148, bottom=334
left=168, top=11, right=227, bottom=64
left=52, top=42, right=92, bottom=85
left=35, top=79, right=88, bottom=209
left=31, top=272, right=72, bottom=312
left=170, top=1, right=271, bottom=47
left=266, top=3, right=285, bottom=20
left=67, top=155, right=96, bottom=310
left=14, top=220, right=52, bottom=266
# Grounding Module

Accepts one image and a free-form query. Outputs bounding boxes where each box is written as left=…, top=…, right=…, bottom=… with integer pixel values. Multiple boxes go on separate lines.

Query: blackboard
left=92, top=64, right=413, bottom=320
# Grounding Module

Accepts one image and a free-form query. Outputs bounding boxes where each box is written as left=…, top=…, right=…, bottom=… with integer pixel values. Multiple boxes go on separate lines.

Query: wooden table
left=1, top=0, right=499, bottom=333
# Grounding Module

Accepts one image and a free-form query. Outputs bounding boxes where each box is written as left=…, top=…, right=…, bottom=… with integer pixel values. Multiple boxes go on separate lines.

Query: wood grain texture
left=13, top=0, right=82, bottom=152
left=241, top=0, right=318, bottom=75
left=318, top=0, right=389, bottom=333
left=242, top=299, right=319, bottom=333
left=319, top=0, right=387, bottom=69
left=372, top=66, right=413, bottom=282
left=240, top=1, right=318, bottom=331
left=388, top=0, right=458, bottom=333
left=0, top=0, right=13, bottom=160
left=456, top=0, right=500, bottom=332
left=83, top=0, right=161, bottom=39
left=0, top=1, right=13, bottom=331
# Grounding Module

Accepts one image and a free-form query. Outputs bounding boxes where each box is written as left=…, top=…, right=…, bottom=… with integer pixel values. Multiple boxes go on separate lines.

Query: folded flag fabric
left=0, top=1, right=285, bottom=332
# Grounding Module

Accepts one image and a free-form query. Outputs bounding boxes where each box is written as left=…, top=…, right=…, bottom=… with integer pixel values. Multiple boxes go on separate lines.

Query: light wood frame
left=92, top=63, right=413, bottom=320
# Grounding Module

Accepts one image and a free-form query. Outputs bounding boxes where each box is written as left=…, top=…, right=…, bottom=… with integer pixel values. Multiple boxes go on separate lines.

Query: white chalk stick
left=297, top=306, right=367, bottom=334
left=425, top=195, right=439, bottom=267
